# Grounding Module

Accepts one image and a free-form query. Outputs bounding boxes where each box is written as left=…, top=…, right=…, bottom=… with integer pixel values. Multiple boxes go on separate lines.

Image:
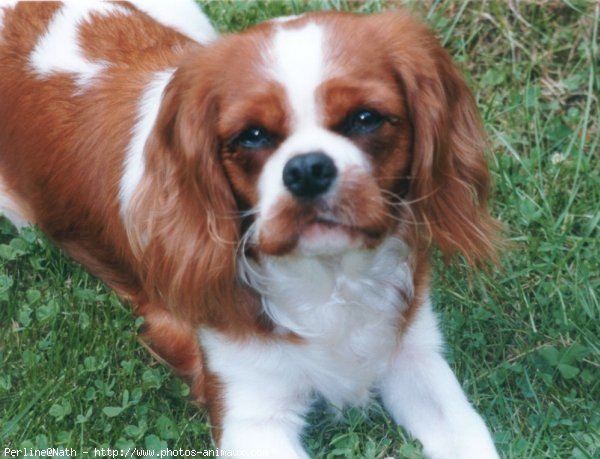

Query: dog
left=0, top=2, right=501, bottom=457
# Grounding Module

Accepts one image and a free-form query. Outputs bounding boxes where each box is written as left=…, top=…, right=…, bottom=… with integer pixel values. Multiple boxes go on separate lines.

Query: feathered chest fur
left=212, top=237, right=415, bottom=407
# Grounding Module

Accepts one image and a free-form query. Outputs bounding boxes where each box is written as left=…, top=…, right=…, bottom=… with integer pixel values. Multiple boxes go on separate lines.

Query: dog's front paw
left=220, top=425, right=310, bottom=459
left=423, top=437, right=500, bottom=459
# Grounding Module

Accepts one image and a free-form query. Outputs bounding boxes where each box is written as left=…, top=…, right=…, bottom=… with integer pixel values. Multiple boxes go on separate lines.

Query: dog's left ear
left=374, top=12, right=500, bottom=265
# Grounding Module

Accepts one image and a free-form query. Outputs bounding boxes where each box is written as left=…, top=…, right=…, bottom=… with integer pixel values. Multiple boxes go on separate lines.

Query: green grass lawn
left=1, top=1, right=598, bottom=458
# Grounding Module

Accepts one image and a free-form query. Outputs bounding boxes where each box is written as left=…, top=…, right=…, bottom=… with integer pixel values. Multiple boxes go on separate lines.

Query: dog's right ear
left=126, top=55, right=241, bottom=326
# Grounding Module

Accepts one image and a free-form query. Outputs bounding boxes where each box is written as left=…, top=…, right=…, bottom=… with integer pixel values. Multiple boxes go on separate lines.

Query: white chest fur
left=201, top=237, right=414, bottom=408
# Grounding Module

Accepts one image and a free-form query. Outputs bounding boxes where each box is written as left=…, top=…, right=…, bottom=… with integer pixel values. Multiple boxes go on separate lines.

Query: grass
left=1, top=1, right=598, bottom=458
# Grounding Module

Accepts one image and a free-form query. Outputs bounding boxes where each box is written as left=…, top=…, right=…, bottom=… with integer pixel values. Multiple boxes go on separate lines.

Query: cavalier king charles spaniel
left=0, top=1, right=501, bottom=457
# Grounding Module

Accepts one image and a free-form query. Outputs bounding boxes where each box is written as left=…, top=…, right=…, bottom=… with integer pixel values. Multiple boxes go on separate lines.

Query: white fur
left=127, top=0, right=217, bottom=44
left=0, top=172, right=30, bottom=229
left=201, top=238, right=413, bottom=457
left=119, top=69, right=175, bottom=215
left=268, top=22, right=324, bottom=130
left=380, top=302, right=500, bottom=459
left=28, top=0, right=215, bottom=91
left=202, top=246, right=499, bottom=458
left=201, top=329, right=311, bottom=459
left=29, top=3, right=129, bottom=90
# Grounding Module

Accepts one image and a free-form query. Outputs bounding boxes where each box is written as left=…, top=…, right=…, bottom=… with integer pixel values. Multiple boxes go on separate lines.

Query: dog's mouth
left=255, top=171, right=395, bottom=256
left=256, top=204, right=389, bottom=256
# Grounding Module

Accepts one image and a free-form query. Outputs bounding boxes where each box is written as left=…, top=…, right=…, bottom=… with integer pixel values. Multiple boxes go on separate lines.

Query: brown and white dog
left=0, top=2, right=501, bottom=457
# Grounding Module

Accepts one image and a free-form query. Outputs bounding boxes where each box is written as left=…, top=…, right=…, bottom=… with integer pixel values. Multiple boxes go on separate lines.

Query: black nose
left=282, top=152, right=337, bottom=199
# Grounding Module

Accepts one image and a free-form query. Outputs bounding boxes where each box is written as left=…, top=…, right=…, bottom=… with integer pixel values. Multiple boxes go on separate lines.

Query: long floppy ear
left=126, top=59, right=240, bottom=325
left=378, top=12, right=500, bottom=265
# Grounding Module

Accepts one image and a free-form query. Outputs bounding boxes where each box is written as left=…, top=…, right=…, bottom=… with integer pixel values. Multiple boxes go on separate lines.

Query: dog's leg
left=379, top=299, right=499, bottom=459
left=218, top=414, right=310, bottom=459
left=199, top=329, right=311, bottom=459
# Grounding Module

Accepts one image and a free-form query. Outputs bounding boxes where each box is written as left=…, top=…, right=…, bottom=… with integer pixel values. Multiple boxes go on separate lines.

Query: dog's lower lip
left=311, top=218, right=382, bottom=241
left=310, top=218, right=365, bottom=236
left=311, top=218, right=360, bottom=234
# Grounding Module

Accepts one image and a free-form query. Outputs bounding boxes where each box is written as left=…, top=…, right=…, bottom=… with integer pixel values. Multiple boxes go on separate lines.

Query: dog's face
left=133, top=11, right=497, bottom=322
left=210, top=12, right=493, bottom=257
left=217, top=17, right=412, bottom=257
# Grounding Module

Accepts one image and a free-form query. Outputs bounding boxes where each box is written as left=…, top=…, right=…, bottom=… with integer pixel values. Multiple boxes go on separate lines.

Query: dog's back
left=0, top=1, right=210, bottom=292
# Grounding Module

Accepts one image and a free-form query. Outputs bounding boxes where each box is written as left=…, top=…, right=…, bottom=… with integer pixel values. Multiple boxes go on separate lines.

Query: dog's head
left=128, top=11, right=498, bottom=326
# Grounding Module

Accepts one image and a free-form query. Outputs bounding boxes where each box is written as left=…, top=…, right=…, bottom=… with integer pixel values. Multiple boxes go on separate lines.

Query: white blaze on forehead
left=29, top=3, right=129, bottom=89
left=268, top=22, right=325, bottom=129
left=120, top=69, right=175, bottom=216
left=127, top=0, right=218, bottom=44
left=257, top=21, right=370, bottom=228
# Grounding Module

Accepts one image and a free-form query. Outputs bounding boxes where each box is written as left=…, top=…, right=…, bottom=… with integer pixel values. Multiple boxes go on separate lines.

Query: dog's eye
left=342, top=109, right=385, bottom=136
left=234, top=127, right=274, bottom=150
